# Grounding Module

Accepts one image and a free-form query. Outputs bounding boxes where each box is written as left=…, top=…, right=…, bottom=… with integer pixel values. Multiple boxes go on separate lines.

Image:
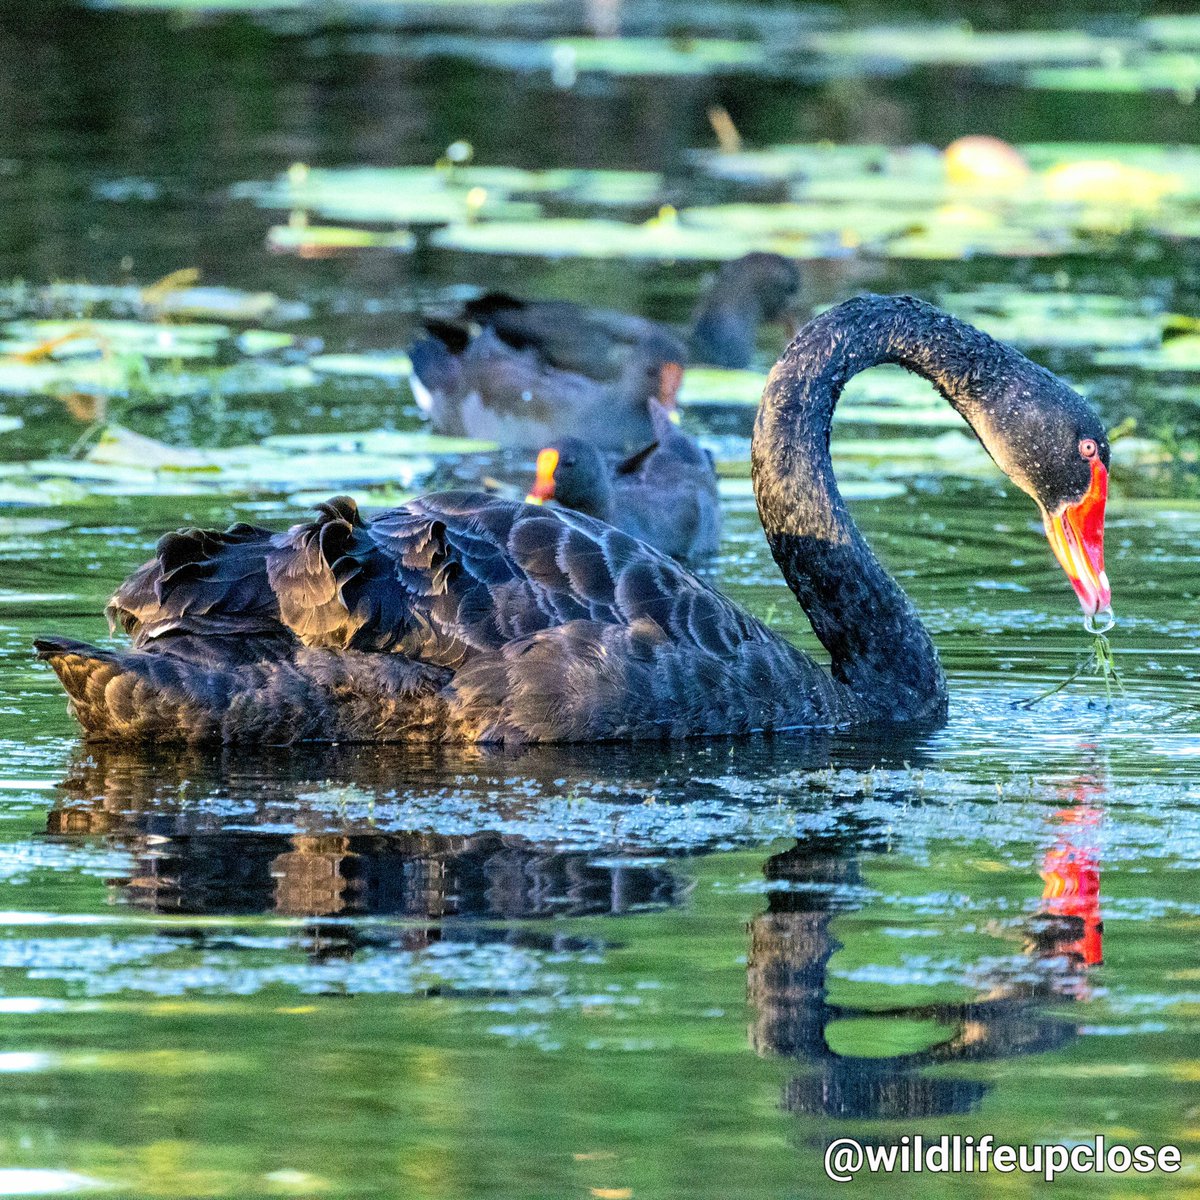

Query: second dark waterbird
left=523, top=399, right=721, bottom=564
left=408, top=252, right=800, bottom=449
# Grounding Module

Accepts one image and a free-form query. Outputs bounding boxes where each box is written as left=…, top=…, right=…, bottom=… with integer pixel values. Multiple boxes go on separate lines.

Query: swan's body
left=37, top=296, right=1111, bottom=746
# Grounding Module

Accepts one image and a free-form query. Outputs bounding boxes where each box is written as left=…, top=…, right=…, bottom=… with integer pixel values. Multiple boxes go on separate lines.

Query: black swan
left=408, top=252, right=799, bottom=449
left=36, top=295, right=1111, bottom=746
left=525, top=399, right=721, bottom=563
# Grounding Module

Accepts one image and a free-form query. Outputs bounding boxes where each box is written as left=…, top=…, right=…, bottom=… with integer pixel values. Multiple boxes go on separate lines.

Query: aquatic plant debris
left=1018, top=633, right=1124, bottom=709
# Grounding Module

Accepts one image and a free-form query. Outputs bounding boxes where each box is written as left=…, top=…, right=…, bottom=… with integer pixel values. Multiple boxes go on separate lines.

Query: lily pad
left=678, top=367, right=766, bottom=407
left=404, top=34, right=769, bottom=78
left=0, top=516, right=70, bottom=536
left=287, top=486, right=415, bottom=510
left=0, top=280, right=309, bottom=325
left=146, top=286, right=312, bottom=323
left=237, top=330, right=297, bottom=355
left=88, top=425, right=217, bottom=470
left=1025, top=54, right=1200, bottom=96
left=801, top=25, right=1122, bottom=69
left=680, top=364, right=973, bottom=432
left=1094, top=336, right=1200, bottom=372
left=430, top=216, right=755, bottom=261
left=309, top=353, right=413, bottom=379
left=833, top=430, right=991, bottom=470
left=1143, top=15, right=1200, bottom=50
left=878, top=208, right=1076, bottom=260
left=265, top=224, right=417, bottom=255
left=3, top=318, right=231, bottom=360
left=680, top=201, right=928, bottom=252
left=0, top=358, right=130, bottom=398
left=719, top=477, right=907, bottom=501
left=262, top=430, right=498, bottom=455
left=0, top=478, right=91, bottom=507
left=940, top=289, right=1166, bottom=349
left=690, top=142, right=943, bottom=187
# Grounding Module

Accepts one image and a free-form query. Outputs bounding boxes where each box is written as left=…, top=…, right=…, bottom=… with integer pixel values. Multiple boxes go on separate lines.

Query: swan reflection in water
left=748, top=775, right=1105, bottom=1122
left=45, top=740, right=1103, bottom=1117
left=47, top=745, right=698, bottom=960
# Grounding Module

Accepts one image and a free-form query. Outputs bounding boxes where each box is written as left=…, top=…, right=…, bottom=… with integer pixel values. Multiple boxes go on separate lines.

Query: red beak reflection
left=1043, top=457, right=1112, bottom=630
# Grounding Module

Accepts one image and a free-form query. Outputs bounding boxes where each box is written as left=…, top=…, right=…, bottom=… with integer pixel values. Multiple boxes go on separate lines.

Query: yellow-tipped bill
left=525, top=447, right=559, bottom=505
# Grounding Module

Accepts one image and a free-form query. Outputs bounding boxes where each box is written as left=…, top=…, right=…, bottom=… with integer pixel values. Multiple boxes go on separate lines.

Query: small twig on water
left=1018, top=632, right=1123, bottom=709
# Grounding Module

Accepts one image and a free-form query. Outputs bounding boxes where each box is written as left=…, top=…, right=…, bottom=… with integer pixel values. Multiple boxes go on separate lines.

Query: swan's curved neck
left=753, top=295, right=1011, bottom=723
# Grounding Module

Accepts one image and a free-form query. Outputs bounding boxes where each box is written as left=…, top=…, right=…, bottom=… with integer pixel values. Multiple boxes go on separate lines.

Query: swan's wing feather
left=106, top=491, right=776, bottom=694
left=108, top=521, right=281, bottom=644
left=323, top=491, right=769, bottom=667
left=107, top=497, right=365, bottom=648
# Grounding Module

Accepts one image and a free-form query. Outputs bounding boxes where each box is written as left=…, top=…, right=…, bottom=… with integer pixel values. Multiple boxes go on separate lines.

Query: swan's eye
left=1079, top=438, right=1098, bottom=460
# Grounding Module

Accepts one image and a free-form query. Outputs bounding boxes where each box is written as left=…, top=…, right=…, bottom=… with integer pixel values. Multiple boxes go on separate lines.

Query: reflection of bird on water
left=1029, top=803, right=1104, bottom=993
left=45, top=747, right=691, bottom=970
left=748, top=805, right=1103, bottom=1121
left=37, top=296, right=1112, bottom=745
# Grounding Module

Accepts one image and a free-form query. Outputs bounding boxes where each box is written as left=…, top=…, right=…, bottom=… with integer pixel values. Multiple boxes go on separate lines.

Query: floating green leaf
left=1026, top=54, right=1200, bottom=96
left=1095, top=335, right=1200, bottom=372
left=430, top=217, right=756, bottom=260
left=940, top=288, right=1166, bottom=349
left=801, top=25, right=1122, bottom=69
left=265, top=224, right=418, bottom=254
left=261, top=430, right=498, bottom=455
left=403, top=34, right=768, bottom=78
left=308, top=354, right=413, bottom=379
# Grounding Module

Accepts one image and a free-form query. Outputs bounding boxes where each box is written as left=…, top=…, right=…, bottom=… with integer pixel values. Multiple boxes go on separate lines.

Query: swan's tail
left=34, top=636, right=452, bottom=745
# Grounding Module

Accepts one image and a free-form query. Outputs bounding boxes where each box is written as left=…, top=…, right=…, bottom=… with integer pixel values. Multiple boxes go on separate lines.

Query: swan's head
left=1040, top=435, right=1111, bottom=632
left=526, top=439, right=611, bottom=518
left=974, top=373, right=1112, bottom=630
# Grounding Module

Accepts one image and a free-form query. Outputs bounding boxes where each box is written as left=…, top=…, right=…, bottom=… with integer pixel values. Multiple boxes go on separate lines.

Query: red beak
left=1043, top=458, right=1112, bottom=630
left=525, top=447, right=559, bottom=505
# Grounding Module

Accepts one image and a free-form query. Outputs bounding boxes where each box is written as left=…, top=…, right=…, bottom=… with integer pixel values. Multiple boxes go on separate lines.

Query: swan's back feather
left=44, top=491, right=854, bottom=744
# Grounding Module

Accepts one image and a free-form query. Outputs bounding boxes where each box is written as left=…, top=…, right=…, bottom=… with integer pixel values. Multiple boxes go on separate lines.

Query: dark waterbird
left=408, top=252, right=800, bottom=449
left=463, top=251, right=800, bottom=373
left=36, top=295, right=1111, bottom=745
left=524, top=399, right=721, bottom=563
